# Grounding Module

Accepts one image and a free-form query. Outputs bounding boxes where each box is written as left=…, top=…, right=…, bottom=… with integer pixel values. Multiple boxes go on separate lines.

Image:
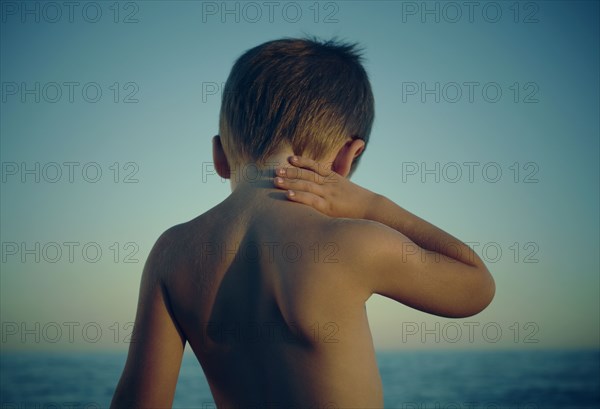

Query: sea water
left=1, top=349, right=598, bottom=408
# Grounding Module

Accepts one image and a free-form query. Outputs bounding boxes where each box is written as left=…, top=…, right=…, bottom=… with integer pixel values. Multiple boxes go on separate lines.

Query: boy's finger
left=278, top=167, right=325, bottom=184
left=286, top=189, right=327, bottom=213
left=288, top=156, right=332, bottom=178
left=274, top=176, right=324, bottom=195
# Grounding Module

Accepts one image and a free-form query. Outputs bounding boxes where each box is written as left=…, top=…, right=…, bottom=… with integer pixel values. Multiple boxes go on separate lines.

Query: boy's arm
left=274, top=156, right=495, bottom=317
left=362, top=194, right=487, bottom=269
left=111, top=230, right=185, bottom=408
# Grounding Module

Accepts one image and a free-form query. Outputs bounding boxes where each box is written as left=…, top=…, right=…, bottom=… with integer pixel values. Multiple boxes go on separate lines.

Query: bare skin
left=111, top=137, right=495, bottom=408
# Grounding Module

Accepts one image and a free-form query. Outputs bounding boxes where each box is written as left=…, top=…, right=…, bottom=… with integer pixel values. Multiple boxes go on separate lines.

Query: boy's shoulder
left=151, top=202, right=396, bottom=278
left=162, top=206, right=392, bottom=252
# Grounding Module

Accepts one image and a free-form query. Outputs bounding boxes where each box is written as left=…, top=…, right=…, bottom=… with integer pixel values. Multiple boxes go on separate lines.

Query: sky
left=0, top=0, right=598, bottom=352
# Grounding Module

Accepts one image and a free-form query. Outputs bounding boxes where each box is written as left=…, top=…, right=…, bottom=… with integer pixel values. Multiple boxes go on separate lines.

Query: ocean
left=1, top=349, right=598, bottom=408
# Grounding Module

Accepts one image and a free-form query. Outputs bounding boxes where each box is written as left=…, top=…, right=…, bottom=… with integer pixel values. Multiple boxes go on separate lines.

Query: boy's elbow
left=438, top=266, right=495, bottom=319
left=484, top=269, right=496, bottom=305
left=459, top=267, right=496, bottom=318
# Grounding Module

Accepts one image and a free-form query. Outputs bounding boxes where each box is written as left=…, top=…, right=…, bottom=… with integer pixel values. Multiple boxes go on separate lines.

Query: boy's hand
left=273, top=157, right=495, bottom=318
left=274, top=156, right=377, bottom=219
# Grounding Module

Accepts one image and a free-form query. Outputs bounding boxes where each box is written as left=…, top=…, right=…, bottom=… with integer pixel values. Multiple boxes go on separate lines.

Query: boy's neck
left=229, top=151, right=296, bottom=192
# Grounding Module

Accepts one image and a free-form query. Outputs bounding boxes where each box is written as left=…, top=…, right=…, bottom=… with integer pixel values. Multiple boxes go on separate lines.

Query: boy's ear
left=212, top=135, right=231, bottom=179
left=332, top=138, right=365, bottom=177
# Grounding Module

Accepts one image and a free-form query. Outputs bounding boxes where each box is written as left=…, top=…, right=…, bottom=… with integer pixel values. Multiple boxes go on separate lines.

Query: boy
left=111, top=37, right=495, bottom=409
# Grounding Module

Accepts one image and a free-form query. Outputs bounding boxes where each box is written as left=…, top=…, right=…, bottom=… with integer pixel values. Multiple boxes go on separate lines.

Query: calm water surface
left=1, top=349, right=598, bottom=408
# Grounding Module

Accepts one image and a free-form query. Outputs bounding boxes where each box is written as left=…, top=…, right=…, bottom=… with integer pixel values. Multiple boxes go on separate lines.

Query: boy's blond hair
left=219, top=37, right=375, bottom=171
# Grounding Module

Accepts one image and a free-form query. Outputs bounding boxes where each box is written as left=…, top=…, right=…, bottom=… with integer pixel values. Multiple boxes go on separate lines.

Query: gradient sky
left=1, top=1, right=598, bottom=352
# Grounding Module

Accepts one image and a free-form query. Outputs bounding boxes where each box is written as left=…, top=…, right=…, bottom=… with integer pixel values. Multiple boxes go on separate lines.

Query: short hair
left=219, top=36, right=375, bottom=171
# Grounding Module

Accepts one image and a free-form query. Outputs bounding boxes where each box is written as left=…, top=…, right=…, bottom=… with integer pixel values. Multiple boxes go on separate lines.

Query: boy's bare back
left=165, top=172, right=383, bottom=408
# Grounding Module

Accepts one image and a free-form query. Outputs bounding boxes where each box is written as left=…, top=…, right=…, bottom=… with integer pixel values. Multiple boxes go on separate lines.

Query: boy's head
left=216, top=36, right=375, bottom=178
